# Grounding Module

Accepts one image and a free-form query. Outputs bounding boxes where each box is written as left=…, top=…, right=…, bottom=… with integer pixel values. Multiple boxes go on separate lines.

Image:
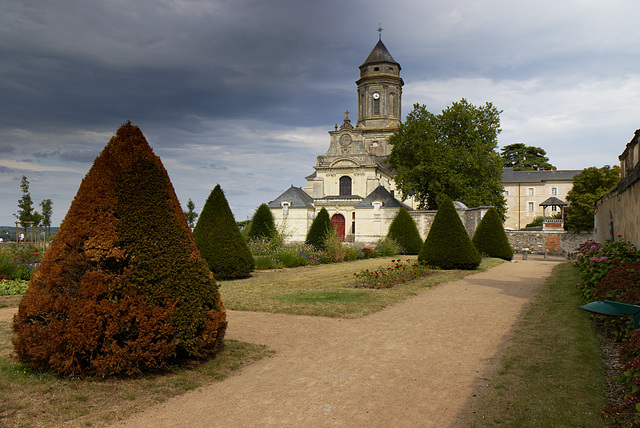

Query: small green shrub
left=323, top=229, right=346, bottom=262
left=247, top=204, right=276, bottom=241
left=419, top=197, right=481, bottom=270
left=344, top=246, right=360, bottom=261
left=472, top=207, right=514, bottom=260
left=306, top=208, right=333, bottom=251
left=375, top=238, right=401, bottom=257
left=386, top=208, right=423, bottom=254
left=0, top=279, right=29, bottom=296
left=193, top=184, right=254, bottom=279
left=254, top=256, right=275, bottom=270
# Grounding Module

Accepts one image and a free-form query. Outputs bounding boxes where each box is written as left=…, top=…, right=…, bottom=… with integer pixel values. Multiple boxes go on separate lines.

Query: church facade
left=268, top=37, right=489, bottom=245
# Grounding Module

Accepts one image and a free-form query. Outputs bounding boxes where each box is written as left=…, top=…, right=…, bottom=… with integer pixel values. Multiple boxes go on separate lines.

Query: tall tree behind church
left=501, top=143, right=556, bottom=171
left=388, top=99, right=506, bottom=217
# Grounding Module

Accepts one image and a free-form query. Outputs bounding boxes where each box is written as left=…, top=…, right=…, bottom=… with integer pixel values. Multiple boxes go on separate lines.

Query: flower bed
left=353, top=259, right=432, bottom=289
left=574, top=235, right=640, bottom=423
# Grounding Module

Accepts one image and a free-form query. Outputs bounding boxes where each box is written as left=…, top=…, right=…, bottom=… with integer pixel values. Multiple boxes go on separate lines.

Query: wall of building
left=506, top=230, right=594, bottom=255
left=503, top=180, right=574, bottom=230
left=594, top=129, right=640, bottom=249
left=595, top=185, right=640, bottom=248
left=271, top=207, right=315, bottom=243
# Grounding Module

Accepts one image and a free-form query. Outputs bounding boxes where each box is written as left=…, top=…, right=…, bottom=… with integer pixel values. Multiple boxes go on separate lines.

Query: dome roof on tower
left=360, top=39, right=399, bottom=69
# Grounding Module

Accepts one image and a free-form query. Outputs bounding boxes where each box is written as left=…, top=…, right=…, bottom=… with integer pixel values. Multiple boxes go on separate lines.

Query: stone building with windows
left=502, top=168, right=581, bottom=230
left=268, top=36, right=492, bottom=245
left=268, top=36, right=419, bottom=245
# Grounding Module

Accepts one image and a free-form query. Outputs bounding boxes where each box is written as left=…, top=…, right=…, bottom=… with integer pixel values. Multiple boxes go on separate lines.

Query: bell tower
left=355, top=29, right=403, bottom=156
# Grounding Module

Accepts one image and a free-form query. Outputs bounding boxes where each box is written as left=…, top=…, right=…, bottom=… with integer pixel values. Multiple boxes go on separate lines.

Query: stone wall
left=594, top=178, right=640, bottom=250
left=506, top=230, right=594, bottom=256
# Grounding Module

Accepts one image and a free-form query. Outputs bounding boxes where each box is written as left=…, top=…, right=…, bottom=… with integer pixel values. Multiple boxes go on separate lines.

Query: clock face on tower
left=372, top=92, right=380, bottom=100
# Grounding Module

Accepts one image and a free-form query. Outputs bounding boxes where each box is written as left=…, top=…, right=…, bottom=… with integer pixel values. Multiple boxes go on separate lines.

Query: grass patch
left=468, top=262, right=609, bottom=427
left=0, top=320, right=274, bottom=427
left=220, top=256, right=503, bottom=318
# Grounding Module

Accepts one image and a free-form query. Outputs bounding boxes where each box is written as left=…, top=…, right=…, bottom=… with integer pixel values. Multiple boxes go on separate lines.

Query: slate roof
left=360, top=39, right=399, bottom=68
left=502, top=167, right=581, bottom=183
left=267, top=186, right=314, bottom=209
left=539, top=197, right=568, bottom=207
left=355, top=185, right=412, bottom=210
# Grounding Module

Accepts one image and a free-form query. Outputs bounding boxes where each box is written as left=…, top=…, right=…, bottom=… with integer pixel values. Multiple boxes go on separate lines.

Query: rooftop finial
left=378, top=24, right=383, bottom=40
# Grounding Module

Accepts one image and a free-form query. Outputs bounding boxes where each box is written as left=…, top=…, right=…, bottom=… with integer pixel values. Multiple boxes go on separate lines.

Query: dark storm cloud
left=2, top=0, right=640, bottom=226
left=33, top=150, right=97, bottom=163
left=0, top=144, right=15, bottom=154
left=0, top=0, right=375, bottom=136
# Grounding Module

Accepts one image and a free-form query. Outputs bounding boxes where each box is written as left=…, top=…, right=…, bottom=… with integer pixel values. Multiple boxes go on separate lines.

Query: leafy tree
left=386, top=208, right=423, bottom=255
left=13, top=122, right=227, bottom=377
left=388, top=99, right=506, bottom=217
left=565, top=165, right=620, bottom=232
left=15, top=176, right=41, bottom=227
left=184, top=198, right=198, bottom=229
left=419, top=197, right=481, bottom=270
left=39, top=199, right=53, bottom=241
left=305, top=208, right=333, bottom=250
left=472, top=207, right=513, bottom=260
left=501, top=143, right=556, bottom=171
left=248, top=203, right=275, bottom=240
left=39, top=199, right=53, bottom=228
left=193, top=184, right=254, bottom=279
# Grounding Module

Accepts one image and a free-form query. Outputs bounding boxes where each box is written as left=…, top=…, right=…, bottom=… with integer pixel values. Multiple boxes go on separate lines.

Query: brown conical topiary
left=12, top=121, right=226, bottom=377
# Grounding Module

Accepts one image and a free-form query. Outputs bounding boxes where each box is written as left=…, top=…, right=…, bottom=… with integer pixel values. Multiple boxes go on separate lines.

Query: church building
left=268, top=36, right=492, bottom=245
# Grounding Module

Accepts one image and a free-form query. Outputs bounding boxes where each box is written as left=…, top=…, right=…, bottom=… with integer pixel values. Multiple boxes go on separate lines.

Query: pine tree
left=387, top=208, right=423, bottom=255
left=419, top=197, right=481, bottom=270
left=248, top=203, right=275, bottom=240
left=472, top=208, right=514, bottom=260
left=305, top=208, right=333, bottom=250
left=193, top=185, right=254, bottom=279
left=15, top=176, right=40, bottom=227
left=184, top=199, right=198, bottom=229
left=13, top=122, right=226, bottom=377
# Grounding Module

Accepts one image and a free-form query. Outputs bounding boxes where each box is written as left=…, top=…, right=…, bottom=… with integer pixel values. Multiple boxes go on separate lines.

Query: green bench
left=580, top=300, right=640, bottom=329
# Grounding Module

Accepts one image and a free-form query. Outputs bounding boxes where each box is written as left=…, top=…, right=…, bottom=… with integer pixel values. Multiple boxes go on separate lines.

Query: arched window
left=339, top=176, right=352, bottom=196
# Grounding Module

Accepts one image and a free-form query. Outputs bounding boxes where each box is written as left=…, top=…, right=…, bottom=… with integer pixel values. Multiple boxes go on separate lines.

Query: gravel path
left=113, top=256, right=563, bottom=428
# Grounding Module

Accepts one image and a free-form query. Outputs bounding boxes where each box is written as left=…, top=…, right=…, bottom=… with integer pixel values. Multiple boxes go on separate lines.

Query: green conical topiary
left=387, top=208, right=423, bottom=255
left=247, top=203, right=275, bottom=241
left=472, top=207, right=514, bottom=260
left=12, top=122, right=226, bottom=377
left=419, top=197, right=481, bottom=270
left=193, top=184, right=255, bottom=279
left=305, top=208, right=333, bottom=250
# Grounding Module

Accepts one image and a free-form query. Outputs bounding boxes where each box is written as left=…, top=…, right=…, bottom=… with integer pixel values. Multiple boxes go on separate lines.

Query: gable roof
left=267, top=186, right=314, bottom=209
left=355, top=185, right=411, bottom=209
left=502, top=167, right=582, bottom=183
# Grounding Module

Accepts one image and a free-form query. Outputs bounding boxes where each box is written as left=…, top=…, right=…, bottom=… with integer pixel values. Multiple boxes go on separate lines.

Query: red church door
left=331, top=214, right=346, bottom=241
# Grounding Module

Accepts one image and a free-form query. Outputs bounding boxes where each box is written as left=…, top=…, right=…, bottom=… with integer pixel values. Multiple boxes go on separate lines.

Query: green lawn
left=468, top=262, right=609, bottom=427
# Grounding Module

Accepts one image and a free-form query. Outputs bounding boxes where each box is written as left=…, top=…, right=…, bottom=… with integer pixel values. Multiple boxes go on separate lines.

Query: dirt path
left=113, top=256, right=563, bottom=428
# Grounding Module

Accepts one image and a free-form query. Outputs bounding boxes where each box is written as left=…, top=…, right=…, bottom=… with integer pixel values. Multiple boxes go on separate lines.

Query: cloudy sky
left=1, top=0, right=639, bottom=227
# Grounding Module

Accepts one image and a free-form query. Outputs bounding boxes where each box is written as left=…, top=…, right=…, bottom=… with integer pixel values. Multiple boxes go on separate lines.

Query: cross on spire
left=377, top=24, right=383, bottom=40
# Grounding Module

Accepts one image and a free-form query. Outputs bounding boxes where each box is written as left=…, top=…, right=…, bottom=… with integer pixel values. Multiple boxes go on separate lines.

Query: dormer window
left=282, top=202, right=290, bottom=216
